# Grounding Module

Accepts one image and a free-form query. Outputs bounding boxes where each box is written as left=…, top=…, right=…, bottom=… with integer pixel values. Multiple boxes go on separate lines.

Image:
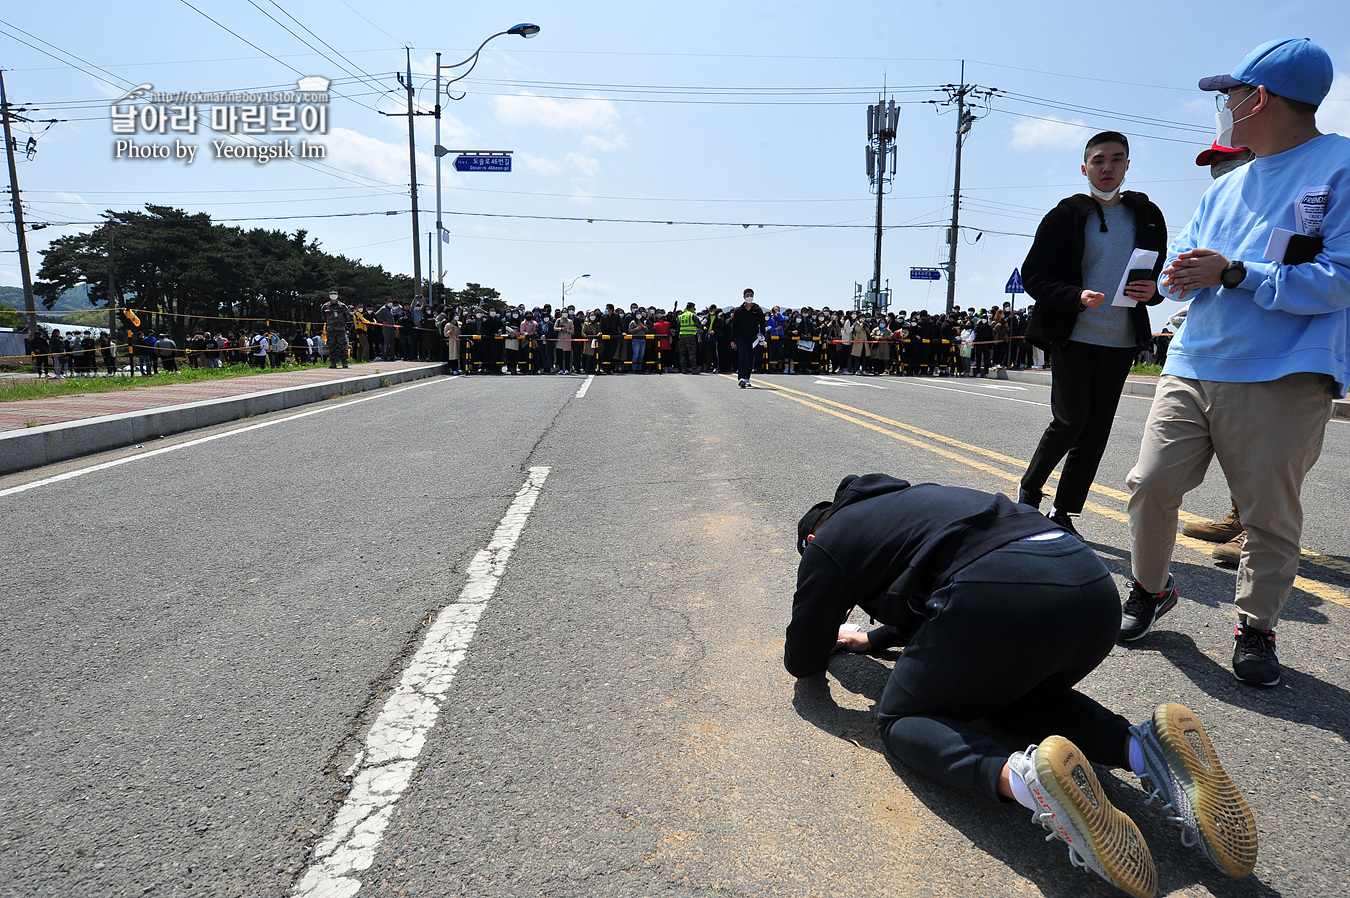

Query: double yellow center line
left=751, top=376, right=1350, bottom=610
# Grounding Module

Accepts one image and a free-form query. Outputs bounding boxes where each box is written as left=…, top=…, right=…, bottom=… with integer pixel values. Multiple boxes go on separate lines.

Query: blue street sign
left=910, top=267, right=942, bottom=281
left=455, top=154, right=511, bottom=172
left=1005, top=267, right=1024, bottom=294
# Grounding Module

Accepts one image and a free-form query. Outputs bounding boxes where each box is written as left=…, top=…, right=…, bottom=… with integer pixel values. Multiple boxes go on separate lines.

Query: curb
left=0, top=364, right=442, bottom=476
left=994, top=366, right=1350, bottom=419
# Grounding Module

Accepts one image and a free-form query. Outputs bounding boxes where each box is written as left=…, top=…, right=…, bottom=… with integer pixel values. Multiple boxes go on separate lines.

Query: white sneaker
left=1008, top=736, right=1157, bottom=898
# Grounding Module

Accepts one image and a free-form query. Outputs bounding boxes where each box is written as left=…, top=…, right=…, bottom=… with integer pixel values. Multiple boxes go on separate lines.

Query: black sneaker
left=1017, top=486, right=1043, bottom=509
left=1047, top=509, right=1082, bottom=540
left=1232, top=622, right=1280, bottom=686
left=1119, top=577, right=1179, bottom=643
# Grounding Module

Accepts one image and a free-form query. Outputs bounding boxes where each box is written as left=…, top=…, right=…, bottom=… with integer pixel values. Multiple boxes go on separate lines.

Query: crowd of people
left=317, top=298, right=1172, bottom=378
left=23, top=325, right=348, bottom=376
left=24, top=300, right=1176, bottom=380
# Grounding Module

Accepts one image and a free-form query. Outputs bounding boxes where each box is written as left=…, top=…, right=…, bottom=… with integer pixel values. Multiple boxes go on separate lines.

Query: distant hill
left=0, top=284, right=93, bottom=312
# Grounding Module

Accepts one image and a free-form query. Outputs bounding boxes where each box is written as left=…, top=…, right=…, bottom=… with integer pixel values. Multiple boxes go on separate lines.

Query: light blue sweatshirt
left=1160, top=132, right=1350, bottom=397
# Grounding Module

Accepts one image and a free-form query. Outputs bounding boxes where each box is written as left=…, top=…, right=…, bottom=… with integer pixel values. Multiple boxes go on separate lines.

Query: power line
left=337, top=0, right=401, bottom=45
left=265, top=0, right=389, bottom=96
left=176, top=0, right=305, bottom=78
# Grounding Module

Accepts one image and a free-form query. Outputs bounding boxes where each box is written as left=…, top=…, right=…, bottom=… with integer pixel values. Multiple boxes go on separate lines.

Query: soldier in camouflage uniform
left=321, top=288, right=353, bottom=368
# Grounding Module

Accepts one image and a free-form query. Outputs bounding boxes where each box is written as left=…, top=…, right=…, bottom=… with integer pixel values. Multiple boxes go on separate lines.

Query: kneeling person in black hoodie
left=786, top=475, right=1255, bottom=898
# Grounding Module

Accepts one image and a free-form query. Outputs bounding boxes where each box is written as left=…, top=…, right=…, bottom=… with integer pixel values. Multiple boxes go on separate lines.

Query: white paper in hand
left=1111, top=249, right=1159, bottom=307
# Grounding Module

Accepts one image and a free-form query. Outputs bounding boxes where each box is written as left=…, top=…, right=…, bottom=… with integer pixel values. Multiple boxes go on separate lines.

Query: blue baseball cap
left=1199, top=38, right=1334, bottom=107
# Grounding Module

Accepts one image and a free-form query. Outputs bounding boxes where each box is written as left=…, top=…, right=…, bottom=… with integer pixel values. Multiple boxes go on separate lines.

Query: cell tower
left=865, top=96, right=898, bottom=312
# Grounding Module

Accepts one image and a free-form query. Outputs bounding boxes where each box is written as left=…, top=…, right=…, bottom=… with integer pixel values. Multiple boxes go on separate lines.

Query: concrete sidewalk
left=0, top=361, right=441, bottom=475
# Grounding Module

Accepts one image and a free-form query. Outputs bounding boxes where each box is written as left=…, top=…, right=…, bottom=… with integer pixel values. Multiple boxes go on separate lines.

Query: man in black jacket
left=1020, top=131, right=1167, bottom=538
left=785, top=474, right=1255, bottom=896
left=729, top=288, right=766, bottom=388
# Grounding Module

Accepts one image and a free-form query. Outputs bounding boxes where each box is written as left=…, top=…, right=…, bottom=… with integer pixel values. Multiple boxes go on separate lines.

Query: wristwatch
left=1220, top=260, right=1246, bottom=290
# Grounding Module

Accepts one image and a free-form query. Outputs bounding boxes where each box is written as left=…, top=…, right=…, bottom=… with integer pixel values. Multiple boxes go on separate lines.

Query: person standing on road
left=1019, top=131, right=1168, bottom=539
left=352, top=303, right=374, bottom=362
left=374, top=300, right=397, bottom=361
left=730, top=288, right=766, bottom=388
left=442, top=315, right=461, bottom=375
left=785, top=474, right=1257, bottom=898
left=627, top=311, right=649, bottom=374
left=1174, top=142, right=1257, bottom=562
left=1120, top=38, right=1350, bottom=689
left=651, top=309, right=670, bottom=373
left=98, top=332, right=114, bottom=375
left=676, top=302, right=700, bottom=374
left=321, top=289, right=353, bottom=369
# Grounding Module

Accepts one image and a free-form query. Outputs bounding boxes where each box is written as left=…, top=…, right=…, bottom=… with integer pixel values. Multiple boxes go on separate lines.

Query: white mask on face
left=1087, top=183, right=1121, bottom=202
left=1215, top=89, right=1259, bottom=148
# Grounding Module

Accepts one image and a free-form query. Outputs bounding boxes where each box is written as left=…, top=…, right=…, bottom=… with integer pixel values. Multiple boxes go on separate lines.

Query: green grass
left=0, top=361, right=333, bottom=402
left=1130, top=362, right=1163, bottom=377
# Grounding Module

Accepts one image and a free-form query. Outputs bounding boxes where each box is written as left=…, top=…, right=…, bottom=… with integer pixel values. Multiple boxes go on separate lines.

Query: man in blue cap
left=1120, top=38, right=1350, bottom=687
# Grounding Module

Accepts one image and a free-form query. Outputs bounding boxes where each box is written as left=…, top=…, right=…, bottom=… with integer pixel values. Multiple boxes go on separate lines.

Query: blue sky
left=3, top=1, right=1349, bottom=315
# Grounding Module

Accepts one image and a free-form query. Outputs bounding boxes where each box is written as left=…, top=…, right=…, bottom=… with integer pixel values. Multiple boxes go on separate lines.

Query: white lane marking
left=812, top=376, right=887, bottom=390
left=575, top=374, right=595, bottom=399
left=0, top=378, right=446, bottom=499
left=897, top=378, right=1051, bottom=408
left=962, top=382, right=1029, bottom=392
left=293, top=466, right=550, bottom=898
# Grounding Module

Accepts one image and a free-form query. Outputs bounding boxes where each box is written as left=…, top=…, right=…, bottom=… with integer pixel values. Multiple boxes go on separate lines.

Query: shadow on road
left=1087, top=539, right=1341, bottom=628
left=1135, top=630, right=1350, bottom=742
left=792, top=652, right=1287, bottom=898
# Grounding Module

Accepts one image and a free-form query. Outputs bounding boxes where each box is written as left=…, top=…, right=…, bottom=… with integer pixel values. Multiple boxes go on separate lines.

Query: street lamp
left=433, top=24, right=541, bottom=304
left=562, top=274, right=591, bottom=305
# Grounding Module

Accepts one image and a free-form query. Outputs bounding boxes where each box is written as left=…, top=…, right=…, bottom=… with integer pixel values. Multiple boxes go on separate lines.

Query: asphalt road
left=2, top=370, right=1347, bottom=898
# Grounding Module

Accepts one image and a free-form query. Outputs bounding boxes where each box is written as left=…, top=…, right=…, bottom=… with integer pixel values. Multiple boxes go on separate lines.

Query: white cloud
left=1319, top=73, right=1350, bottom=137
left=493, top=92, right=621, bottom=135
left=582, top=132, right=629, bottom=152
left=516, top=153, right=560, bottom=175
left=1011, top=116, right=1090, bottom=150
left=565, top=152, right=600, bottom=179
left=322, top=126, right=428, bottom=185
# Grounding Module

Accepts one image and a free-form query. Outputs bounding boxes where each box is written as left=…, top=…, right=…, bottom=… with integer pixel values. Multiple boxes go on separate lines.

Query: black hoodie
left=784, top=474, right=1057, bottom=677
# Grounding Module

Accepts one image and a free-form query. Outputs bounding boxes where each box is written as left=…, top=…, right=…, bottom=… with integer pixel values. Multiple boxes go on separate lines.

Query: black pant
left=1021, top=340, right=1135, bottom=513
left=875, top=535, right=1130, bottom=801
left=737, top=340, right=754, bottom=382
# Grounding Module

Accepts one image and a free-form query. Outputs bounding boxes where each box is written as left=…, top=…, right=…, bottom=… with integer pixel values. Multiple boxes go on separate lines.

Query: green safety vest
left=678, top=311, right=699, bottom=335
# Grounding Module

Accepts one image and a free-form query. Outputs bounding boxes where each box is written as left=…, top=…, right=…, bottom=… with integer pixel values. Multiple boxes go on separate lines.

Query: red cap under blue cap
left=1199, top=38, right=1333, bottom=107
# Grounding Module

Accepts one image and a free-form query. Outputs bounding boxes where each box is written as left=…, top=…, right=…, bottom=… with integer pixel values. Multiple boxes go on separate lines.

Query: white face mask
left=1215, top=90, right=1259, bottom=148
left=1088, top=183, right=1121, bottom=202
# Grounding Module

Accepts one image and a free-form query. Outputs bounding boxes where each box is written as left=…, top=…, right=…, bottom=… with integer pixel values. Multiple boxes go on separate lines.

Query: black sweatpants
left=875, top=534, right=1130, bottom=802
left=737, top=340, right=754, bottom=383
left=1020, top=340, right=1135, bottom=513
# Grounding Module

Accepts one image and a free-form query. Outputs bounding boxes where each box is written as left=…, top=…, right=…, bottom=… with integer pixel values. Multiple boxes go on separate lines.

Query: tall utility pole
left=1, top=70, right=38, bottom=334
left=393, top=50, right=424, bottom=302
left=930, top=62, right=998, bottom=314
left=865, top=96, right=898, bottom=311
left=433, top=52, right=444, bottom=305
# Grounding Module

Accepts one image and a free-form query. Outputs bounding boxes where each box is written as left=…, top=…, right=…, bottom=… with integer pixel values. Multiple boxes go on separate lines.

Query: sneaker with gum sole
left=1130, top=702, right=1257, bottom=878
left=1009, top=736, right=1157, bottom=898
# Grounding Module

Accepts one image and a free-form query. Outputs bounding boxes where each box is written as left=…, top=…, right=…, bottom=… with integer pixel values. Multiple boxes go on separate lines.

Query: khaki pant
left=1127, top=373, right=1335, bottom=630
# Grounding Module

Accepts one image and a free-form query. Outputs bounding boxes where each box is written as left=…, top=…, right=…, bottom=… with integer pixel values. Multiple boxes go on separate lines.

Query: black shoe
left=1232, top=621, right=1280, bottom=686
left=1046, top=509, right=1081, bottom=540
left=1017, top=486, right=1043, bottom=509
left=1119, top=576, right=1179, bottom=643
